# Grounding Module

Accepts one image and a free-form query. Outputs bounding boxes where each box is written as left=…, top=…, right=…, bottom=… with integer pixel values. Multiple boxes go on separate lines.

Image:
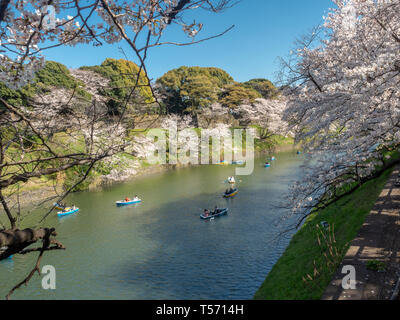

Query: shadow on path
left=322, top=166, right=400, bottom=300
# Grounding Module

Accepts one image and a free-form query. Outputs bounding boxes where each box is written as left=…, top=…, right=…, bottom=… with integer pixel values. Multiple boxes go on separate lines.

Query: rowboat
left=116, top=198, right=142, bottom=206
left=264, top=163, right=271, bottom=167
left=200, top=208, right=228, bottom=220
left=223, top=188, right=238, bottom=198
left=57, top=207, right=79, bottom=217
left=217, top=161, right=230, bottom=166
left=232, top=160, right=245, bottom=165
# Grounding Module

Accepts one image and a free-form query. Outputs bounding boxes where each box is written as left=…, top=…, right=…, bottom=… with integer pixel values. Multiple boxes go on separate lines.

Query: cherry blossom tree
left=198, top=102, right=231, bottom=127
left=281, top=0, right=400, bottom=227
left=0, top=0, right=234, bottom=299
left=234, top=97, right=288, bottom=139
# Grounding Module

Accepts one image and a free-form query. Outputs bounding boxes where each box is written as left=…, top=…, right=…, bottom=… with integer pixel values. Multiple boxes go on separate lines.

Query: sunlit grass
left=254, top=168, right=392, bottom=300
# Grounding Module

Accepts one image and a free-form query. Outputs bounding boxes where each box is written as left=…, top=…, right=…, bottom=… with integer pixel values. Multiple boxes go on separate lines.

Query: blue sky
left=45, top=0, right=334, bottom=83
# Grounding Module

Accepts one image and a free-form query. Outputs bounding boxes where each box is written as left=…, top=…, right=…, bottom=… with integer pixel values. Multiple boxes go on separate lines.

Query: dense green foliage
left=156, top=66, right=234, bottom=114
left=157, top=66, right=233, bottom=90
left=219, top=83, right=261, bottom=108
left=243, top=78, right=279, bottom=99
left=36, top=61, right=83, bottom=91
left=0, top=82, right=36, bottom=106
left=254, top=168, right=392, bottom=300
left=156, top=66, right=274, bottom=116
left=0, top=61, right=90, bottom=106
left=80, top=58, right=153, bottom=115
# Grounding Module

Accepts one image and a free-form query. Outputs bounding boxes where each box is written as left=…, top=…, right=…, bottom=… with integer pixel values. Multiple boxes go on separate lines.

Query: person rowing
left=213, top=206, right=219, bottom=215
left=62, top=205, right=73, bottom=213
left=226, top=188, right=234, bottom=194
left=55, top=201, right=66, bottom=208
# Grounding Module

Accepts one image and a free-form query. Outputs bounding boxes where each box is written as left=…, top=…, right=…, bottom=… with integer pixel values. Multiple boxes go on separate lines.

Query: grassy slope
left=254, top=136, right=294, bottom=152
left=254, top=168, right=392, bottom=300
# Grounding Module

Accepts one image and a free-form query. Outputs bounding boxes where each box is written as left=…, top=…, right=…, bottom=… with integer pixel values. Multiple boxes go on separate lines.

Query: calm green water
left=0, top=151, right=304, bottom=299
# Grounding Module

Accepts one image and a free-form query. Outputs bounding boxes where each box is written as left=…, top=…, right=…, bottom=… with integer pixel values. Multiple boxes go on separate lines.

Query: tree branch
left=0, top=0, right=10, bottom=22
left=5, top=228, right=55, bottom=300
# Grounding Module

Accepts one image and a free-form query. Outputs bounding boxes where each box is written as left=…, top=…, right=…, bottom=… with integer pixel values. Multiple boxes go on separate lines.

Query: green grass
left=254, top=168, right=392, bottom=300
left=366, top=260, right=386, bottom=272
left=254, top=134, right=294, bottom=151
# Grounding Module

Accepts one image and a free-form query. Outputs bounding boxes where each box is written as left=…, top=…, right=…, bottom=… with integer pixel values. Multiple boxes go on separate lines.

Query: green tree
left=242, top=78, right=279, bottom=99
left=219, top=83, right=261, bottom=108
left=156, top=66, right=234, bottom=115
left=80, top=58, right=153, bottom=115
left=180, top=74, right=220, bottom=126
left=0, top=61, right=89, bottom=107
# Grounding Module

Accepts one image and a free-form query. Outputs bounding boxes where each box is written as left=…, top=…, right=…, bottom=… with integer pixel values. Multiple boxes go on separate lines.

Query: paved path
left=322, top=166, right=400, bottom=300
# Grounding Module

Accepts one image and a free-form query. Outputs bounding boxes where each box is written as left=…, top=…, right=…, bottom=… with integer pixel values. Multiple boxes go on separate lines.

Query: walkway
left=322, top=166, right=400, bottom=300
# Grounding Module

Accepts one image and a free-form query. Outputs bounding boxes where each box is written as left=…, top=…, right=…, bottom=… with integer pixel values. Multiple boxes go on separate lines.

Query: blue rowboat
left=264, top=163, right=271, bottom=167
left=57, top=207, right=79, bottom=217
left=116, top=198, right=142, bottom=206
left=200, top=208, right=228, bottom=220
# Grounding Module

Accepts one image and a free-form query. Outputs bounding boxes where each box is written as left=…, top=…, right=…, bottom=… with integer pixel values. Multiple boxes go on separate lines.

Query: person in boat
left=125, top=197, right=131, bottom=202
left=213, top=206, right=219, bottom=215
left=56, top=201, right=66, bottom=208
left=204, top=209, right=210, bottom=217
